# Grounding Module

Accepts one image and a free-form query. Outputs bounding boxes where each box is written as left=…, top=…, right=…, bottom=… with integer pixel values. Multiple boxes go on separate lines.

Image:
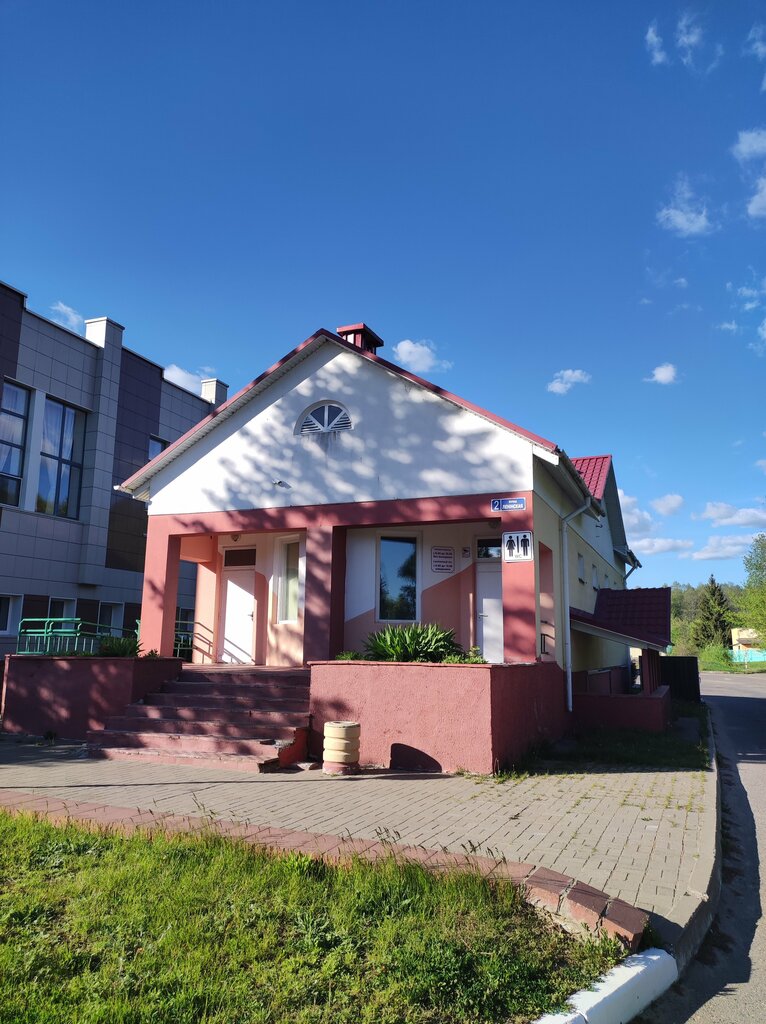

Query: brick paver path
left=0, top=740, right=709, bottom=919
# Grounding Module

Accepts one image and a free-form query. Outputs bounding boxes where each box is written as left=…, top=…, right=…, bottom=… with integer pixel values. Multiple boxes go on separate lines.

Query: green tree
left=742, top=534, right=766, bottom=643
left=689, top=575, right=733, bottom=650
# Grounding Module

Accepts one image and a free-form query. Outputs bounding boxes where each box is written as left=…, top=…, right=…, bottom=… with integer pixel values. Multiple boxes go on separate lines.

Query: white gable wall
left=146, top=344, right=535, bottom=516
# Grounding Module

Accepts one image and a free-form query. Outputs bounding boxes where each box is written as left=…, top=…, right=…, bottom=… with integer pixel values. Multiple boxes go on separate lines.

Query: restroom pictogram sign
left=502, top=531, right=533, bottom=562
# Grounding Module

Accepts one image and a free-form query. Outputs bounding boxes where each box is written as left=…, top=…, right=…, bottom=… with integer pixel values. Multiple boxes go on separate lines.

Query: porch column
left=303, top=524, right=346, bottom=663
left=139, top=521, right=181, bottom=656
left=501, top=510, right=537, bottom=663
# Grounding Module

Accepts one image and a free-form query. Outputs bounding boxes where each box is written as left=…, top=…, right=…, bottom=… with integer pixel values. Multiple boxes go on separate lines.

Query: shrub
left=697, top=643, right=733, bottom=671
left=363, top=623, right=464, bottom=663
left=442, top=647, right=487, bottom=664
left=335, top=650, right=361, bottom=660
left=98, top=635, right=141, bottom=657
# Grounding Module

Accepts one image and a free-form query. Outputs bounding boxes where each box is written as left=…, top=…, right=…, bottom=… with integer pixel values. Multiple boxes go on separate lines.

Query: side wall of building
left=0, top=281, right=213, bottom=656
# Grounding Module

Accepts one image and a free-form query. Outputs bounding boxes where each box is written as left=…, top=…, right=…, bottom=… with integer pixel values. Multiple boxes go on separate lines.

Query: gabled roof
left=120, top=328, right=576, bottom=501
left=570, top=587, right=671, bottom=651
left=570, top=455, right=612, bottom=501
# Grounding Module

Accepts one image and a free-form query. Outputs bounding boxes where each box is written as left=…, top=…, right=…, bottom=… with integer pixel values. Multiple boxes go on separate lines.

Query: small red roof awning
left=570, top=587, right=671, bottom=651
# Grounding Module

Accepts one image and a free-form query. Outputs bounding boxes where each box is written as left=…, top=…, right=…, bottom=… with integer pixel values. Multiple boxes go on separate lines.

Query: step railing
left=174, top=620, right=214, bottom=662
left=16, top=618, right=139, bottom=656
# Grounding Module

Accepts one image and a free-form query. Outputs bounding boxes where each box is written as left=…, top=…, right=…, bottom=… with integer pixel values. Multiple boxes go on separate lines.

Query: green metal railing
left=16, top=617, right=207, bottom=659
left=16, top=618, right=138, bottom=655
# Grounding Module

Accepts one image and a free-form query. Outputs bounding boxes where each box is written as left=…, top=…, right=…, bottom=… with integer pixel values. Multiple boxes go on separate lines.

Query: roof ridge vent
left=336, top=323, right=384, bottom=353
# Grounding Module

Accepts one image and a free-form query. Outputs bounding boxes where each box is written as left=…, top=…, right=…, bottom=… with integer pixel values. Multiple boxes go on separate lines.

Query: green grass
left=0, top=812, right=622, bottom=1024
left=531, top=701, right=710, bottom=772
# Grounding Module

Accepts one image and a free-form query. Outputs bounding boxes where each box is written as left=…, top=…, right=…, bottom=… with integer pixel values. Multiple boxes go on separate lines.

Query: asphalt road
left=637, top=672, right=766, bottom=1023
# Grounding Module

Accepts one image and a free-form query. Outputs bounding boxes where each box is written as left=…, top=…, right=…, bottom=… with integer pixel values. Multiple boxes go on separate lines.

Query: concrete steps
left=87, top=665, right=311, bottom=772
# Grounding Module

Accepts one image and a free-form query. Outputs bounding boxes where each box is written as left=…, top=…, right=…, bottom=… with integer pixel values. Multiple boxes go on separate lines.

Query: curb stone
left=535, top=949, right=678, bottom=1024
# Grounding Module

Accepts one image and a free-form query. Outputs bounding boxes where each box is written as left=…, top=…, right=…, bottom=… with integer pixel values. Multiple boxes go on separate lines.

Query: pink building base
left=309, top=661, right=569, bottom=774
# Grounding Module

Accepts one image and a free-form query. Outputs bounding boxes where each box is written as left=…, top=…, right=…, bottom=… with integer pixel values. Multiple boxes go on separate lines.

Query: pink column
left=303, top=524, right=345, bottom=663
left=139, top=521, right=181, bottom=656
left=500, top=506, right=537, bottom=663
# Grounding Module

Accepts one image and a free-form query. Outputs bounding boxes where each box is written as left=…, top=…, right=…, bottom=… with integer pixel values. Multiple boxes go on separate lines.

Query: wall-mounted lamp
left=231, top=533, right=240, bottom=542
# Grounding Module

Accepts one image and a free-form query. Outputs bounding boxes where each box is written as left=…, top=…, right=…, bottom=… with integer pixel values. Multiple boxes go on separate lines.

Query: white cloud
left=618, top=489, right=654, bottom=539
left=756, top=459, right=766, bottom=473
left=682, top=534, right=756, bottom=560
left=392, top=339, right=452, bottom=374
left=644, top=363, right=677, bottom=384
left=164, top=364, right=207, bottom=394
left=746, top=25, right=766, bottom=61
left=744, top=300, right=761, bottom=312
left=657, top=176, right=714, bottom=237
left=732, top=128, right=766, bottom=162
left=650, top=493, right=684, bottom=516
left=646, top=22, right=669, bottom=65
left=738, top=286, right=759, bottom=298
left=717, top=321, right=738, bottom=332
left=747, top=177, right=766, bottom=218
left=676, top=12, right=704, bottom=67
left=639, top=297, right=653, bottom=305
left=674, top=276, right=688, bottom=288
left=701, top=501, right=766, bottom=527
left=632, top=537, right=694, bottom=556
left=50, top=301, right=84, bottom=333
left=545, top=369, right=591, bottom=395
left=751, top=319, right=766, bottom=356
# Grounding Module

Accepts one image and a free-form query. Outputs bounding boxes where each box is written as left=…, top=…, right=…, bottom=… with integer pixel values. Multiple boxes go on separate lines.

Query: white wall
left=146, top=344, right=536, bottom=516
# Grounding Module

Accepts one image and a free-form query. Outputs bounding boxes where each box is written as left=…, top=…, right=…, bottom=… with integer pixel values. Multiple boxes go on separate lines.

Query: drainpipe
left=562, top=497, right=591, bottom=712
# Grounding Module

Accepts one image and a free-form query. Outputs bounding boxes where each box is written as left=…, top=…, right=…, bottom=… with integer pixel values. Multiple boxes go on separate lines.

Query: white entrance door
left=476, top=540, right=503, bottom=663
left=220, top=570, right=256, bottom=664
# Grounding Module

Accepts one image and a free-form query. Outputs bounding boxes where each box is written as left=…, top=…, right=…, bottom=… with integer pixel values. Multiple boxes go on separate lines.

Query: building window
left=298, top=403, right=352, bottom=435
left=0, top=595, right=12, bottom=632
left=148, top=436, right=167, bottom=461
left=591, top=565, right=599, bottom=591
left=223, top=548, right=257, bottom=568
left=379, top=536, right=417, bottom=621
left=0, top=382, right=29, bottom=508
left=36, top=398, right=85, bottom=519
left=477, top=538, right=502, bottom=560
left=48, top=597, right=76, bottom=622
left=577, top=554, right=586, bottom=583
left=278, top=540, right=300, bottom=622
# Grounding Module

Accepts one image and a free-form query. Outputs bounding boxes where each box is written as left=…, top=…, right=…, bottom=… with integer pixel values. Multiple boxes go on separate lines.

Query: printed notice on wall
left=431, top=546, right=455, bottom=573
left=502, top=531, right=533, bottom=562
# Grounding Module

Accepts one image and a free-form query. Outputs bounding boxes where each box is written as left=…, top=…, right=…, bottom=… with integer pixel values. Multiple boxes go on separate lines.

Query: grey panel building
left=0, top=280, right=226, bottom=656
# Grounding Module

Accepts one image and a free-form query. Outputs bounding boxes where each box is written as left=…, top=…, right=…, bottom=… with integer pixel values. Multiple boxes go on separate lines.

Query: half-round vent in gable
left=298, top=403, right=352, bottom=435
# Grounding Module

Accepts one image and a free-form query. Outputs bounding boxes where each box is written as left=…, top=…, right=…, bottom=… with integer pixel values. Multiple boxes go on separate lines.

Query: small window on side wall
left=577, top=554, right=586, bottom=583
left=278, top=541, right=300, bottom=623
left=297, top=403, right=352, bottom=435
left=379, top=537, right=417, bottom=621
left=591, top=565, right=599, bottom=591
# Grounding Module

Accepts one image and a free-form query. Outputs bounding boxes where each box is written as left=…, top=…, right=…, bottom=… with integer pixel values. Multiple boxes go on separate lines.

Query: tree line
left=669, top=534, right=766, bottom=656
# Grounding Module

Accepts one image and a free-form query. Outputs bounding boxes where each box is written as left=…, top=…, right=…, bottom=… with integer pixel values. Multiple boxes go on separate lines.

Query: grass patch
left=0, top=812, right=622, bottom=1023
left=531, top=701, right=710, bottom=772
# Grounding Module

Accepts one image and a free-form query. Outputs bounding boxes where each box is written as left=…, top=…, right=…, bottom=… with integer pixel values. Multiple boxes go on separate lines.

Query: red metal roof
left=570, top=455, right=612, bottom=501
left=570, top=587, right=671, bottom=649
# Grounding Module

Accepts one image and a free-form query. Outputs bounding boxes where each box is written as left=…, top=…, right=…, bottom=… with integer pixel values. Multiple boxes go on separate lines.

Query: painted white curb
left=534, top=948, right=678, bottom=1024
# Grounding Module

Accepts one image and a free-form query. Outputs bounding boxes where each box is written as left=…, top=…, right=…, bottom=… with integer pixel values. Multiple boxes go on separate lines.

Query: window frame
left=36, top=396, right=86, bottom=520
left=296, top=402, right=353, bottom=436
left=376, top=532, right=420, bottom=623
left=0, top=381, right=30, bottom=509
left=0, top=594, right=22, bottom=635
left=276, top=535, right=302, bottom=624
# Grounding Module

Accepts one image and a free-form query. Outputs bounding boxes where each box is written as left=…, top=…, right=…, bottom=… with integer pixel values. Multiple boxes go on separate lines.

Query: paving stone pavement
left=0, top=739, right=710, bottom=921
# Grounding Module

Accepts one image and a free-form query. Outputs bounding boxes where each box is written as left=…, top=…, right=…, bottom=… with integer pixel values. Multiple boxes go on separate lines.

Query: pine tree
left=689, top=575, right=733, bottom=650
left=742, top=534, right=766, bottom=643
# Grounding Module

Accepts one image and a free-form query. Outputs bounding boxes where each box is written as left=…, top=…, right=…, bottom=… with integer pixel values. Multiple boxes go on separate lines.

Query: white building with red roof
left=120, top=323, right=664, bottom=691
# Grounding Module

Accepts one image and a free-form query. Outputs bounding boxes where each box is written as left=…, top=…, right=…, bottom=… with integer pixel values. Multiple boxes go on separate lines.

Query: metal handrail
left=16, top=618, right=138, bottom=655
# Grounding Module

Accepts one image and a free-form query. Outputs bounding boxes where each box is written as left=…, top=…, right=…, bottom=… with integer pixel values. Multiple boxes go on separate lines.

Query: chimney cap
left=336, top=322, right=384, bottom=352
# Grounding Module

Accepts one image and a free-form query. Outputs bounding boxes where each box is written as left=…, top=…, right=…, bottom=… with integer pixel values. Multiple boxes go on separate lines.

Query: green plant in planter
left=443, top=647, right=487, bottom=664
left=98, top=635, right=141, bottom=657
left=335, top=650, right=361, bottom=660
left=363, top=623, right=464, bottom=663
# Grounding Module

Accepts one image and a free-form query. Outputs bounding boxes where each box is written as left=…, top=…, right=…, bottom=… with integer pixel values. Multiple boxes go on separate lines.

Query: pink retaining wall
left=1, top=656, right=182, bottom=742
left=572, top=685, right=671, bottom=733
left=309, top=661, right=569, bottom=774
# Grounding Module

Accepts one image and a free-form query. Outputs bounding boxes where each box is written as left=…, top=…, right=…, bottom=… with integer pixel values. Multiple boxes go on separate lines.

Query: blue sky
left=2, top=1, right=766, bottom=587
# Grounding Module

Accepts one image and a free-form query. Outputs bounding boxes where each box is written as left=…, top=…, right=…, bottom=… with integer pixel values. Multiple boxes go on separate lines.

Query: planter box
left=1, top=655, right=182, bottom=742
left=309, top=660, right=568, bottom=774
